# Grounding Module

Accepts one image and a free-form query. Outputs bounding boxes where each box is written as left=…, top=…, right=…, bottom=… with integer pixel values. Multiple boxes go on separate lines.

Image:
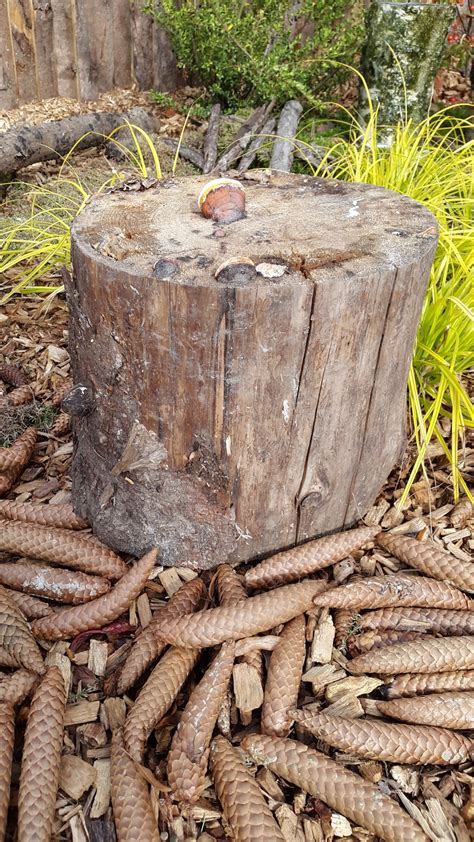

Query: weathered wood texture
left=0, top=0, right=179, bottom=110
left=68, top=173, right=438, bottom=569
left=0, top=107, right=158, bottom=179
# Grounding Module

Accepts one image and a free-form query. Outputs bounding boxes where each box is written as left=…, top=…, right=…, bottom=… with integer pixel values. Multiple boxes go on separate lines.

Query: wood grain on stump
left=68, top=173, right=438, bottom=569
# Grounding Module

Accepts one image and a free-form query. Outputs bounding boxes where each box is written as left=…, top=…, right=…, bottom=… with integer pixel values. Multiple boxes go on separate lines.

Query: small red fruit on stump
left=198, top=178, right=246, bottom=224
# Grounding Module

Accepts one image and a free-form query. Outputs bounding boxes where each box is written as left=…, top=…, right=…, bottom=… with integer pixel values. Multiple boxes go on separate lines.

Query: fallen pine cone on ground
left=1, top=480, right=473, bottom=840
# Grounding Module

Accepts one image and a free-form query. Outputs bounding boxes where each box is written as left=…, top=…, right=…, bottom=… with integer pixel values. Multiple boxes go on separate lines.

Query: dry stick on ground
left=312, top=574, right=470, bottom=611
left=160, top=138, right=205, bottom=170
left=244, top=525, right=379, bottom=590
left=376, top=692, right=474, bottom=730
left=111, top=729, right=160, bottom=842
left=152, top=580, right=330, bottom=649
left=349, top=634, right=474, bottom=675
left=261, top=614, right=306, bottom=738
left=293, top=708, right=473, bottom=765
left=212, top=100, right=276, bottom=172
left=210, top=736, right=286, bottom=842
left=31, top=549, right=157, bottom=641
left=0, top=561, right=111, bottom=604
left=242, top=735, right=428, bottom=842
left=0, top=586, right=45, bottom=674
left=270, top=100, right=303, bottom=172
left=358, top=606, right=474, bottom=635
left=123, top=646, right=199, bottom=762
left=202, top=103, right=222, bottom=173
left=0, top=703, right=14, bottom=842
left=0, top=107, right=159, bottom=181
left=17, top=666, right=67, bottom=842
left=377, top=531, right=474, bottom=592
left=237, top=116, right=276, bottom=173
left=384, top=670, right=474, bottom=699
left=167, top=641, right=235, bottom=803
left=0, top=500, right=88, bottom=530
left=116, top=577, right=206, bottom=696
left=0, top=519, right=126, bottom=580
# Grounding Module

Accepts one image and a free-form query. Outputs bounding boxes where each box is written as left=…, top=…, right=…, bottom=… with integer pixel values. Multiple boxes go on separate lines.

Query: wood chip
left=381, top=507, right=407, bottom=528
left=331, top=812, right=352, bottom=837
left=59, top=754, right=97, bottom=800
left=90, top=759, right=111, bottom=818
left=325, top=675, right=383, bottom=702
left=69, top=810, right=89, bottom=842
left=256, top=767, right=285, bottom=802
left=77, top=722, right=107, bottom=748
left=310, top=615, right=335, bottom=664
left=87, top=640, right=109, bottom=677
left=364, top=499, right=390, bottom=526
left=136, top=592, right=152, bottom=628
left=390, top=765, right=419, bottom=795
left=158, top=567, right=184, bottom=597
left=324, top=695, right=364, bottom=718
left=45, top=651, right=72, bottom=695
left=174, top=566, right=198, bottom=582
left=65, top=700, right=100, bottom=726
left=100, top=697, right=127, bottom=731
left=302, top=817, right=324, bottom=841
left=302, top=664, right=346, bottom=693
left=358, top=761, right=383, bottom=783
left=333, top=557, right=356, bottom=584
left=232, top=662, right=263, bottom=725
left=275, top=804, right=304, bottom=842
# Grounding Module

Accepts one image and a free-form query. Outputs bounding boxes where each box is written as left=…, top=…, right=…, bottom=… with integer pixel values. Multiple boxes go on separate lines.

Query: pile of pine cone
left=0, top=367, right=473, bottom=841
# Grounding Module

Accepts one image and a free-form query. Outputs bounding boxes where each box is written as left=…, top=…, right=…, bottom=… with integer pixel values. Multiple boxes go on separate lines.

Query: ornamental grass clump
left=310, top=85, right=473, bottom=504
left=0, top=123, right=162, bottom=305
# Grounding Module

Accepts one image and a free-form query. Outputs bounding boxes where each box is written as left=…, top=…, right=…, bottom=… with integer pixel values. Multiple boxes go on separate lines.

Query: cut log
left=0, top=108, right=159, bottom=181
left=270, top=100, right=303, bottom=173
left=67, top=172, right=438, bottom=568
left=203, top=104, right=222, bottom=174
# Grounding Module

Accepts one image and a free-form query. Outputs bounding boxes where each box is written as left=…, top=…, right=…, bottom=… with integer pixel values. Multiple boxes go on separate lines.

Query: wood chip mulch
left=0, top=296, right=473, bottom=842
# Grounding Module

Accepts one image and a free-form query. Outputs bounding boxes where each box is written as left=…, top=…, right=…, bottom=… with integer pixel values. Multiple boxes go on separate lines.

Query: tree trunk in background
left=361, top=1, right=456, bottom=140
left=67, top=172, right=438, bottom=569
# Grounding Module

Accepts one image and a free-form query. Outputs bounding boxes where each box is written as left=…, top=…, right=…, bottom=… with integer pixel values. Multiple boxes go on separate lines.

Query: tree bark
left=0, top=108, right=159, bottom=181
left=270, top=100, right=303, bottom=172
left=361, top=1, right=456, bottom=139
left=67, top=172, right=438, bottom=569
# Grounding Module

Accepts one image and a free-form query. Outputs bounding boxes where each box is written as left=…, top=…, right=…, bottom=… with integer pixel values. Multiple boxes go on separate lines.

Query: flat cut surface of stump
left=68, top=172, right=437, bottom=567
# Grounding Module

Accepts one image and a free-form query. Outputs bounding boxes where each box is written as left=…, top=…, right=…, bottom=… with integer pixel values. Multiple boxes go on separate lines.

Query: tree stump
left=67, top=172, right=438, bottom=569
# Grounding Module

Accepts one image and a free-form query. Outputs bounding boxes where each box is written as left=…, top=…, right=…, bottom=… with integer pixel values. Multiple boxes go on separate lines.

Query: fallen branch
left=270, top=99, right=303, bottom=173
left=202, top=103, right=222, bottom=173
left=237, top=117, right=276, bottom=174
left=160, top=137, right=205, bottom=170
left=0, top=107, right=159, bottom=181
left=212, top=100, right=276, bottom=173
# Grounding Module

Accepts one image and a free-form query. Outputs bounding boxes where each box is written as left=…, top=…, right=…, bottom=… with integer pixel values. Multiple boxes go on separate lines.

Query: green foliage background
left=145, top=0, right=364, bottom=106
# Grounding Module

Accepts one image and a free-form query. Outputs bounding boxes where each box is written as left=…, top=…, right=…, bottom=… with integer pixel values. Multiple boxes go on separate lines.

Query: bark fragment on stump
left=68, top=172, right=437, bottom=567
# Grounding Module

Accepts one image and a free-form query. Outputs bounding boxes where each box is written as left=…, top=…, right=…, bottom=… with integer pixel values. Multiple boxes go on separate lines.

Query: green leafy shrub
left=145, top=0, right=364, bottom=107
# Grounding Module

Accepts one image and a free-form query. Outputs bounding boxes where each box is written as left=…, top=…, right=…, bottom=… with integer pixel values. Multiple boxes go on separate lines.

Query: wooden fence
left=0, top=0, right=179, bottom=111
